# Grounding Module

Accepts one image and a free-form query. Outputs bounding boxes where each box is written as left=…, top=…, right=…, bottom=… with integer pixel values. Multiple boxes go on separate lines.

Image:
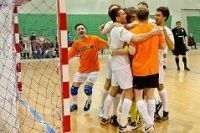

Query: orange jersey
left=69, top=35, right=107, bottom=73
left=130, top=23, right=164, bottom=76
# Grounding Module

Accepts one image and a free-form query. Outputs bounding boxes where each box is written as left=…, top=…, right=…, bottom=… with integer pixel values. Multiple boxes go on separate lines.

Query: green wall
left=18, top=14, right=172, bottom=42
left=18, top=14, right=57, bottom=42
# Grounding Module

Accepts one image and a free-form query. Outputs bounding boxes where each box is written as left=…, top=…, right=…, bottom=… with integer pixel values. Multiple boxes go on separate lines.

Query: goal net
left=0, top=0, right=69, bottom=132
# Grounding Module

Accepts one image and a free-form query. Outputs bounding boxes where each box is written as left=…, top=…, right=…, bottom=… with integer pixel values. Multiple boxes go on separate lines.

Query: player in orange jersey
left=69, top=23, right=108, bottom=112
left=130, top=8, right=165, bottom=132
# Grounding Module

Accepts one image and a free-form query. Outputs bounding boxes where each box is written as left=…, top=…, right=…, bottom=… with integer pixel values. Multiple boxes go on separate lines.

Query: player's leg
left=83, top=71, right=99, bottom=111
left=70, top=72, right=83, bottom=112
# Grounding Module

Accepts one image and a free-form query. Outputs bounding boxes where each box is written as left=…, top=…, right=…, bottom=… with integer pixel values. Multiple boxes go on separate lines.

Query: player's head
left=124, top=7, right=137, bottom=23
left=75, top=23, right=86, bottom=38
left=137, top=1, right=148, bottom=10
left=136, top=8, right=149, bottom=22
left=108, top=4, right=121, bottom=12
left=155, top=6, right=170, bottom=26
left=176, top=21, right=182, bottom=29
left=109, top=7, right=127, bottom=24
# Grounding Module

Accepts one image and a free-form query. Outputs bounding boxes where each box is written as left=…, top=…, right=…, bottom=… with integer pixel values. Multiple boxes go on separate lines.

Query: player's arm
left=100, top=21, right=114, bottom=35
left=130, top=26, right=163, bottom=43
left=159, top=34, right=166, bottom=50
left=163, top=28, right=174, bottom=50
left=110, top=45, right=129, bottom=56
left=124, top=21, right=138, bottom=30
left=68, top=45, right=78, bottom=60
left=94, top=36, right=108, bottom=50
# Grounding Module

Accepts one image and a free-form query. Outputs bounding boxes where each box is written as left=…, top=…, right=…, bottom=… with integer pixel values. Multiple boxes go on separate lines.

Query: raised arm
left=100, top=21, right=114, bottom=35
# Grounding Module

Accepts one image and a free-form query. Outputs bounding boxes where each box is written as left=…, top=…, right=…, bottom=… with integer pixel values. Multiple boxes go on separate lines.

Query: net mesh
left=0, top=0, right=61, bottom=132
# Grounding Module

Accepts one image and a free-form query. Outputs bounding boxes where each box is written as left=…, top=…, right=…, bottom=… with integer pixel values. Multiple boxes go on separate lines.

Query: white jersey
left=110, top=26, right=133, bottom=70
left=159, top=26, right=174, bottom=64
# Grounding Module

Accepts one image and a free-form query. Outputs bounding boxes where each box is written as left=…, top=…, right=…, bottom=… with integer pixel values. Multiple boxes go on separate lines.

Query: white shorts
left=111, top=66, right=133, bottom=89
left=73, top=71, right=99, bottom=84
left=159, top=63, right=164, bottom=84
left=106, top=58, right=112, bottom=79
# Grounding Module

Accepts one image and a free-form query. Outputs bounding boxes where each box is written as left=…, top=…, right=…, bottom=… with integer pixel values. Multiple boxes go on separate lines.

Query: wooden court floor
left=19, top=49, right=200, bottom=133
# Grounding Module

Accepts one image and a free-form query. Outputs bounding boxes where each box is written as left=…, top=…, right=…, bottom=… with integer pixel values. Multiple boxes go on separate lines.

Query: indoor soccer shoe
left=184, top=67, right=190, bottom=71
left=83, top=99, right=92, bottom=111
left=142, top=125, right=155, bottom=133
left=70, top=104, right=78, bottom=112
left=118, top=124, right=137, bottom=133
left=162, top=111, right=169, bottom=121
left=154, top=113, right=162, bottom=123
left=110, top=115, right=118, bottom=126
left=100, top=117, right=109, bottom=125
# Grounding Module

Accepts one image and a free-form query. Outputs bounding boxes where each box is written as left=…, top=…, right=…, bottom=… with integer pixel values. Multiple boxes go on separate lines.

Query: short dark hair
left=108, top=4, right=121, bottom=13
left=109, top=7, right=121, bottom=22
left=156, top=7, right=170, bottom=21
left=136, top=9, right=149, bottom=21
left=74, top=23, right=85, bottom=30
left=176, top=21, right=181, bottom=24
left=124, top=7, right=136, bottom=23
left=137, top=1, right=148, bottom=8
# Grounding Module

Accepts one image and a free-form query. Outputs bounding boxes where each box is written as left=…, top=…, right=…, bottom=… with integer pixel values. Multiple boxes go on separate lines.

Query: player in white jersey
left=155, top=6, right=174, bottom=121
left=100, top=7, right=163, bottom=132
left=99, top=4, right=123, bottom=126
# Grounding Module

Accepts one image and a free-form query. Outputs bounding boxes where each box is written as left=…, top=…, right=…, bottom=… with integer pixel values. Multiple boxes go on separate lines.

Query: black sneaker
left=163, top=65, right=167, bottom=69
left=154, top=113, right=162, bottom=123
left=155, top=101, right=162, bottom=113
left=184, top=67, right=190, bottom=71
left=162, top=111, right=169, bottom=121
left=83, top=99, right=92, bottom=111
left=110, top=115, right=119, bottom=126
left=101, top=117, right=109, bottom=125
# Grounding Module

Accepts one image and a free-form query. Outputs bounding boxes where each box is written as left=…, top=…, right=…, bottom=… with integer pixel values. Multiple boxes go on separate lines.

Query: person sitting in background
left=188, top=33, right=197, bottom=49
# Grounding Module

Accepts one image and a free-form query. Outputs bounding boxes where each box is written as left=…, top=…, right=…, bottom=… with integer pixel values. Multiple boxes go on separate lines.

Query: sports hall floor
left=19, top=48, right=200, bottom=133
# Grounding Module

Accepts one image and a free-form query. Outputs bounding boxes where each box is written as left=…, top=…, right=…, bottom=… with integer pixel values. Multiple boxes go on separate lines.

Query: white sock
left=159, top=89, right=168, bottom=112
left=137, top=100, right=153, bottom=126
left=103, top=95, right=114, bottom=119
left=72, top=95, right=77, bottom=105
left=101, top=89, right=108, bottom=108
left=147, top=99, right=155, bottom=122
left=120, top=98, right=132, bottom=127
left=113, top=93, right=121, bottom=116
left=119, top=92, right=125, bottom=111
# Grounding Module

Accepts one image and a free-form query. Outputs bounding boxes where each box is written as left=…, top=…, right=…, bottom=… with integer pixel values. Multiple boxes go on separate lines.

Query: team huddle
left=67, top=1, right=176, bottom=133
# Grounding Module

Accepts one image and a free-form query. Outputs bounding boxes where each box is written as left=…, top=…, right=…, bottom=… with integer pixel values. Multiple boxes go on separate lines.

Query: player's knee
left=84, top=85, right=93, bottom=96
left=70, top=86, right=79, bottom=96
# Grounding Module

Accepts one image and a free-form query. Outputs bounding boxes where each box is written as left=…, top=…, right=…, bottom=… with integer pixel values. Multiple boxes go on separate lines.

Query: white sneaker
left=118, top=124, right=137, bottom=132
left=99, top=107, right=104, bottom=118
left=142, top=125, right=155, bottom=133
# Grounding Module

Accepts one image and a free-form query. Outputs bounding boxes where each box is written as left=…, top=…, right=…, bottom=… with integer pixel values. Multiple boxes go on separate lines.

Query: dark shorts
left=133, top=74, right=159, bottom=89
left=173, top=45, right=187, bottom=56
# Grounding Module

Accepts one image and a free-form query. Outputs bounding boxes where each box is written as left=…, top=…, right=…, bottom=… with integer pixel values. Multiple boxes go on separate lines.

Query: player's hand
left=152, top=26, right=163, bottom=35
